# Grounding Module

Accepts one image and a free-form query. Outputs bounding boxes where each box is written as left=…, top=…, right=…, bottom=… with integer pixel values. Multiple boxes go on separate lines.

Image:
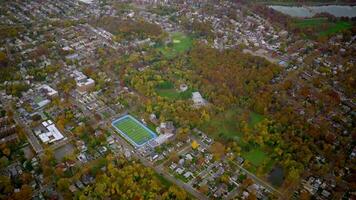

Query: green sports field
left=112, top=115, right=157, bottom=147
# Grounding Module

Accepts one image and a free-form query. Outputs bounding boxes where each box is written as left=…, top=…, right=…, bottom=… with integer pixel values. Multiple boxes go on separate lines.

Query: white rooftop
left=38, top=120, right=64, bottom=144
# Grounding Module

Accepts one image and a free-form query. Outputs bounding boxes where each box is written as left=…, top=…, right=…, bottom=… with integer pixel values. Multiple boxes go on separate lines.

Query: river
left=269, top=5, right=356, bottom=18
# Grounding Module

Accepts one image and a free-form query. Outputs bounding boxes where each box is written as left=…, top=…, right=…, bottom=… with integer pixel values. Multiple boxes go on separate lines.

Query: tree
left=0, top=175, right=13, bottom=195
left=0, top=51, right=8, bottom=67
left=13, top=185, right=32, bottom=200
left=191, top=140, right=199, bottom=150
left=210, top=142, right=225, bottom=160
left=220, top=174, right=229, bottom=184
left=20, top=173, right=32, bottom=185
left=58, top=77, right=76, bottom=94
left=0, top=156, right=9, bottom=169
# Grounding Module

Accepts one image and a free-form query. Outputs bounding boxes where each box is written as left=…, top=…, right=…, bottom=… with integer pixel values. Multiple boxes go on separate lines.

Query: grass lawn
left=293, top=18, right=352, bottom=37
left=294, top=18, right=327, bottom=28
left=201, top=108, right=265, bottom=140
left=158, top=32, right=193, bottom=58
left=200, top=108, right=243, bottom=140
left=319, top=21, right=352, bottom=36
left=155, top=80, right=194, bottom=100
left=155, top=173, right=172, bottom=187
left=156, top=88, right=193, bottom=100
left=112, top=115, right=157, bottom=147
left=242, top=149, right=268, bottom=166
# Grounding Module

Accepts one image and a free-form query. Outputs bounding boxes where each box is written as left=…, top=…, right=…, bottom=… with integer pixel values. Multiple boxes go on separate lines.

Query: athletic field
left=111, top=115, right=157, bottom=148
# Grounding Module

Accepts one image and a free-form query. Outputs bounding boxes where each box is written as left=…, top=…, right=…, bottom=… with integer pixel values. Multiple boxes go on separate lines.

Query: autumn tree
left=210, top=142, right=226, bottom=160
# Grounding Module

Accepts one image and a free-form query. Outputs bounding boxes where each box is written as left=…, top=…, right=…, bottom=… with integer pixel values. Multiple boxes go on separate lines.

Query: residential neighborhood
left=0, top=0, right=355, bottom=199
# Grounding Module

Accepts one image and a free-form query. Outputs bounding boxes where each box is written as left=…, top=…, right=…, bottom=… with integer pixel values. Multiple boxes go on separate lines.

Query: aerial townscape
left=0, top=0, right=355, bottom=199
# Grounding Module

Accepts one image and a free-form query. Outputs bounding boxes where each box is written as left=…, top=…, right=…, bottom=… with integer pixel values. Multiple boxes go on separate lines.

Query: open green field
left=200, top=108, right=265, bottom=140
left=200, top=108, right=275, bottom=174
left=241, top=148, right=275, bottom=175
left=156, top=88, right=193, bottom=100
left=293, top=18, right=352, bottom=37
left=158, top=32, right=193, bottom=58
left=294, top=18, right=327, bottom=27
left=155, top=81, right=194, bottom=100
left=112, top=115, right=157, bottom=147
left=319, top=21, right=352, bottom=36
left=242, top=149, right=268, bottom=166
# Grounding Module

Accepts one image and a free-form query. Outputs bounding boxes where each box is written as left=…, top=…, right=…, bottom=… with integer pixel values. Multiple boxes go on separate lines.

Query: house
left=75, top=180, right=85, bottom=189
left=170, top=163, right=177, bottom=170
left=82, top=174, right=94, bottom=185
left=56, top=163, right=67, bottom=172
left=237, top=156, right=245, bottom=165
left=178, top=158, right=185, bottom=166
left=66, top=53, right=79, bottom=60
left=214, top=184, right=228, bottom=198
left=107, top=135, right=115, bottom=145
left=77, top=153, right=87, bottom=163
left=69, top=185, right=78, bottom=193
left=76, top=140, right=87, bottom=152
left=185, top=154, right=193, bottom=161
left=176, top=168, right=184, bottom=175
left=184, top=171, right=193, bottom=179
left=98, top=146, right=107, bottom=154
left=321, top=190, right=331, bottom=198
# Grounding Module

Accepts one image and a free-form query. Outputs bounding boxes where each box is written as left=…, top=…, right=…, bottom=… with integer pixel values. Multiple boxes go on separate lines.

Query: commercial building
left=36, top=120, right=64, bottom=144
left=71, top=70, right=95, bottom=94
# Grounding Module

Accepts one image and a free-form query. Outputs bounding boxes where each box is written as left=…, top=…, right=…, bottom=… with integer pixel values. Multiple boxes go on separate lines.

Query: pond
left=269, top=5, right=356, bottom=18
left=268, top=166, right=284, bottom=187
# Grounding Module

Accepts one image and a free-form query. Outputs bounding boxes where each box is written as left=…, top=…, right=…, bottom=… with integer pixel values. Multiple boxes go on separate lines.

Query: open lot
left=158, top=32, right=193, bottom=58
left=112, top=115, right=157, bottom=148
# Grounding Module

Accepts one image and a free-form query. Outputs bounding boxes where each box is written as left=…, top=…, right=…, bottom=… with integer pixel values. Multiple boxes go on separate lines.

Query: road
left=0, top=99, right=44, bottom=155
left=12, top=110, right=44, bottom=155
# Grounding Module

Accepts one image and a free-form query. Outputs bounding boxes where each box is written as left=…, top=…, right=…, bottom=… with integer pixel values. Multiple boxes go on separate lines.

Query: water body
left=269, top=5, right=356, bottom=18
left=268, top=166, right=284, bottom=187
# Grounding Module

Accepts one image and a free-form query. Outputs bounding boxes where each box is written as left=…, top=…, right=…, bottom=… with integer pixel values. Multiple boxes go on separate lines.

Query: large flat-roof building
left=71, top=70, right=95, bottom=94
left=192, top=92, right=207, bottom=107
left=38, top=84, right=58, bottom=98
left=36, top=120, right=64, bottom=144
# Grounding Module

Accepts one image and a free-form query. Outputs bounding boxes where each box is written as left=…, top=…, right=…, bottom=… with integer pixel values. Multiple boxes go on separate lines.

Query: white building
left=38, top=84, right=58, bottom=98
left=192, top=92, right=207, bottom=107
left=179, top=84, right=188, bottom=92
left=71, top=70, right=95, bottom=94
left=37, top=120, right=64, bottom=144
